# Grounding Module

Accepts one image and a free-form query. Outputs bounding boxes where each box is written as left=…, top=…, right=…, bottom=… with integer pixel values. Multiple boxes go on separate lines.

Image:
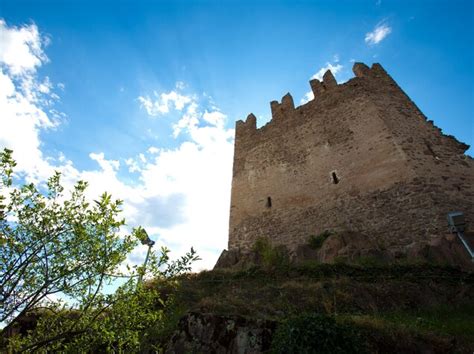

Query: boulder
left=164, top=312, right=276, bottom=354
left=214, top=249, right=241, bottom=269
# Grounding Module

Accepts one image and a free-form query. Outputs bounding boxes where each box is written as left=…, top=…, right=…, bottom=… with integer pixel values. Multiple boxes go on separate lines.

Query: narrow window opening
left=331, top=172, right=339, bottom=184
left=266, top=197, right=272, bottom=208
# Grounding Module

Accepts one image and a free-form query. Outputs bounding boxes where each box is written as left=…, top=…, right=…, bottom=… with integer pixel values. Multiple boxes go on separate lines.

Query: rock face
left=226, top=62, right=474, bottom=267
left=215, top=231, right=474, bottom=270
left=164, top=312, right=276, bottom=354
left=163, top=309, right=471, bottom=353
left=316, top=232, right=474, bottom=269
left=214, top=249, right=241, bottom=269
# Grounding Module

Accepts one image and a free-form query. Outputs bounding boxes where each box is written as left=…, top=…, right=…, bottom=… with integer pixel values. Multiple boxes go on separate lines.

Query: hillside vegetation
left=157, top=262, right=474, bottom=353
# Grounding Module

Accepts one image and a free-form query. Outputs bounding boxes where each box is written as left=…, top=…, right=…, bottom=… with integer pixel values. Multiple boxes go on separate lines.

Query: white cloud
left=130, top=88, right=235, bottom=270
left=147, top=146, right=159, bottom=154
left=175, top=81, right=185, bottom=90
left=300, top=62, right=343, bottom=104
left=125, top=157, right=141, bottom=173
left=1, top=19, right=234, bottom=271
left=202, top=110, right=226, bottom=128
left=138, top=89, right=193, bottom=116
left=172, top=101, right=199, bottom=137
left=301, top=91, right=314, bottom=104
left=365, top=22, right=392, bottom=45
left=310, top=63, right=343, bottom=82
left=0, top=20, right=48, bottom=76
left=0, top=20, right=62, bottom=183
left=135, top=133, right=234, bottom=270
left=89, top=152, right=120, bottom=172
left=81, top=109, right=234, bottom=271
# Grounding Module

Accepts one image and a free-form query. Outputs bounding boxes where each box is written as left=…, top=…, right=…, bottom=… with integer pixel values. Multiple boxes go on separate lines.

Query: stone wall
left=228, top=62, right=473, bottom=261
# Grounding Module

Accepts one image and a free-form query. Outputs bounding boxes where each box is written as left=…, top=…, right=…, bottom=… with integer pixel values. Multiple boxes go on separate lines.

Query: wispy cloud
left=365, top=22, right=392, bottom=45
left=310, top=62, right=343, bottom=81
left=138, top=84, right=193, bottom=116
left=300, top=91, right=314, bottom=105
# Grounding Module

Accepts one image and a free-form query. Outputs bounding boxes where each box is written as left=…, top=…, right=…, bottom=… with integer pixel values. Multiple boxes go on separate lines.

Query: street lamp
left=137, top=229, right=155, bottom=285
left=447, top=211, right=473, bottom=261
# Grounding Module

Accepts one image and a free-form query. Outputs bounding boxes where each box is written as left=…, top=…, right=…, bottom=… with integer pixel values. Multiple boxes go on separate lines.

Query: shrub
left=270, top=313, right=365, bottom=354
left=253, top=236, right=272, bottom=255
left=308, top=230, right=333, bottom=250
left=253, top=237, right=289, bottom=269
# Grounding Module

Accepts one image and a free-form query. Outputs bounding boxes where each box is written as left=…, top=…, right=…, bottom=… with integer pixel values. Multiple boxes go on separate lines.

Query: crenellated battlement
left=270, top=92, right=295, bottom=118
left=235, top=62, right=395, bottom=141
left=227, top=61, right=473, bottom=268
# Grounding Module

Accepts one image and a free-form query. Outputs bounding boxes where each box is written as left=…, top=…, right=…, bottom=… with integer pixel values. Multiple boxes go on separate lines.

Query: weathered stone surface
left=163, top=310, right=469, bottom=354
left=164, top=312, right=276, bottom=354
left=318, top=234, right=346, bottom=262
left=352, top=62, right=371, bottom=78
left=280, top=93, right=294, bottom=110
left=214, top=249, right=241, bottom=269
left=322, top=69, right=337, bottom=89
left=405, top=233, right=474, bottom=269
left=292, top=244, right=318, bottom=261
left=227, top=62, right=474, bottom=269
left=309, top=78, right=324, bottom=97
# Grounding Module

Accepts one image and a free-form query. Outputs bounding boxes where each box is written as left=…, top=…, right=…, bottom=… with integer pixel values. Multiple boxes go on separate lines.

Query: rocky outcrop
left=215, top=231, right=474, bottom=271
left=163, top=310, right=472, bottom=353
left=214, top=249, right=242, bottom=269
left=164, top=312, right=276, bottom=354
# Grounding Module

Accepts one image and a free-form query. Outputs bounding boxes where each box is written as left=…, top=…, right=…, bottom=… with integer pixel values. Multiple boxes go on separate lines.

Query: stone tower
left=226, top=62, right=473, bottom=264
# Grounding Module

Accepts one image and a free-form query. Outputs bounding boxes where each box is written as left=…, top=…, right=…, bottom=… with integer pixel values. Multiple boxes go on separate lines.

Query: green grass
left=348, top=303, right=474, bottom=343
left=150, top=264, right=474, bottom=351
left=165, top=264, right=473, bottom=322
left=381, top=303, right=474, bottom=340
left=308, top=230, right=333, bottom=249
left=252, top=237, right=290, bottom=269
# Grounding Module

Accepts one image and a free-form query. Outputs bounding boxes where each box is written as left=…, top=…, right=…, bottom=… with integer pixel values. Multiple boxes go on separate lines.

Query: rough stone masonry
left=221, top=62, right=473, bottom=267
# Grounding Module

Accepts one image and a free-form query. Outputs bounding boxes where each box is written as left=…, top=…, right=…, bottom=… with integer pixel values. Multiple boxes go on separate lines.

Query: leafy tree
left=0, top=148, right=199, bottom=352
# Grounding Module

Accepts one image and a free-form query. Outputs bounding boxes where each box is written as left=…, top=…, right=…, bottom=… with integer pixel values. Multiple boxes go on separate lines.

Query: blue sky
left=1, top=0, right=473, bottom=269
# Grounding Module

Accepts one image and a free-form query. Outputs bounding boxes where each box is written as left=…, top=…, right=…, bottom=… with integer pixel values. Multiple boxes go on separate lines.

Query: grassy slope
left=155, top=263, right=474, bottom=351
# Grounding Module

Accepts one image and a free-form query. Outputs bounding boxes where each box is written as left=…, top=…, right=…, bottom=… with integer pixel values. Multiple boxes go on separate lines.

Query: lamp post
left=137, top=230, right=155, bottom=286
left=447, top=211, right=473, bottom=261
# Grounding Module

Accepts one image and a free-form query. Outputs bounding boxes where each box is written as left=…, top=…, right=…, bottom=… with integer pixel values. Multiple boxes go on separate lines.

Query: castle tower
left=227, top=63, right=473, bottom=262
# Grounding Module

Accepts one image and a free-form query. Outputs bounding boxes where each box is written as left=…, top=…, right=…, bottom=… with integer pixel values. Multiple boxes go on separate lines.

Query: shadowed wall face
left=228, top=63, right=473, bottom=253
